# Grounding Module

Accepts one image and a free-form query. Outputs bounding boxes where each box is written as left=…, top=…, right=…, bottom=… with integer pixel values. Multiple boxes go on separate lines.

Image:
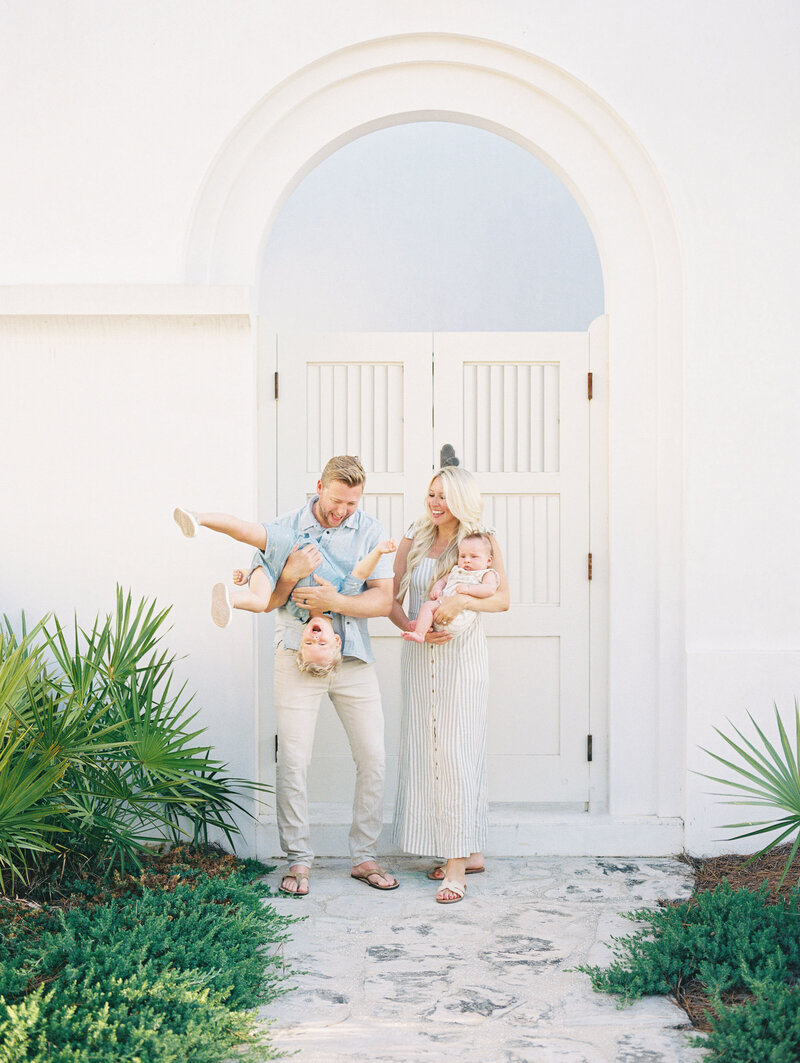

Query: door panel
left=275, top=334, right=431, bottom=806
left=434, top=333, right=590, bottom=803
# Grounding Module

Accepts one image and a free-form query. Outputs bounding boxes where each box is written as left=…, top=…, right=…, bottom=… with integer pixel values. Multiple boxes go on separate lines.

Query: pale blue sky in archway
left=258, top=121, right=604, bottom=331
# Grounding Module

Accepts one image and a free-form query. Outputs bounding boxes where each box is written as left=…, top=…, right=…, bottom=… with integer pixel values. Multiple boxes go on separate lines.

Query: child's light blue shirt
left=271, top=498, right=394, bottom=664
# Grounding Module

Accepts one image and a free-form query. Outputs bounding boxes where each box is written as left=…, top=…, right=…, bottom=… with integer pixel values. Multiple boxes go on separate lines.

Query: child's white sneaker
left=173, top=506, right=199, bottom=538
left=211, top=583, right=233, bottom=628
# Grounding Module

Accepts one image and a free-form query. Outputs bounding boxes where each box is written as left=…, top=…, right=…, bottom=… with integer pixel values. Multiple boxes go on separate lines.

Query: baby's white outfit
left=433, top=566, right=493, bottom=634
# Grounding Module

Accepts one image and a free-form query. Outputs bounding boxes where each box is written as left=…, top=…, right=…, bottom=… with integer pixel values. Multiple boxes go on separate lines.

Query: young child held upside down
left=402, top=532, right=500, bottom=642
left=173, top=505, right=395, bottom=676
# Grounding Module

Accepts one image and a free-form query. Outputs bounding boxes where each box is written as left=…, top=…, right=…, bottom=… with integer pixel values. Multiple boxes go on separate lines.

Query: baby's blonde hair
left=398, top=467, right=485, bottom=600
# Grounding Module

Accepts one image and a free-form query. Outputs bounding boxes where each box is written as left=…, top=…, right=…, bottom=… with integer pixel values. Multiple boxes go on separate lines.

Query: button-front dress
left=392, top=555, right=489, bottom=857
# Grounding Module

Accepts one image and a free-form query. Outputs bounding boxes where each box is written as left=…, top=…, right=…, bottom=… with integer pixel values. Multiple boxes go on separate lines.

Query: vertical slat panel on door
left=275, top=334, right=433, bottom=806
left=433, top=333, right=591, bottom=805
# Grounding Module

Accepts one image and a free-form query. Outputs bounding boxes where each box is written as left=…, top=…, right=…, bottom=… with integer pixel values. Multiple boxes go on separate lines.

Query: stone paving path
left=260, top=856, right=709, bottom=1062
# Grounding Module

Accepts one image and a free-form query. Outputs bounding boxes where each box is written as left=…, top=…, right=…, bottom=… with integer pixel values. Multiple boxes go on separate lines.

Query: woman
left=390, top=466, right=509, bottom=903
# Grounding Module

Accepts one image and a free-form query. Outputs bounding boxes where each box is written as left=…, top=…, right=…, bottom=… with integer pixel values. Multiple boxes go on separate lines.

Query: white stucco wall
left=2, top=1, right=799, bottom=854
left=0, top=303, right=260, bottom=847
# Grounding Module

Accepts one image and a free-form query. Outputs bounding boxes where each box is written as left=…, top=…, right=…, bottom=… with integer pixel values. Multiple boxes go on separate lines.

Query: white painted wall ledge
left=255, top=806, right=685, bottom=860
left=0, top=285, right=253, bottom=316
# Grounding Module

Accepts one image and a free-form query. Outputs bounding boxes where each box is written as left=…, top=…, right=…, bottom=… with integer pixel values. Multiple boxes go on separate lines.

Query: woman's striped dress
left=392, top=555, right=489, bottom=857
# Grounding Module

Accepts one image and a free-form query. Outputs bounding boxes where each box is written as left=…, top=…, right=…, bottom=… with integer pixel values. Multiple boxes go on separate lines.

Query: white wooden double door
left=274, top=332, right=595, bottom=809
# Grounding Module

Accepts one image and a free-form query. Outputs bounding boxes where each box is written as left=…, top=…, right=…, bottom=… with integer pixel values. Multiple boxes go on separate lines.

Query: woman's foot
left=278, top=865, right=310, bottom=897
left=436, top=878, right=466, bottom=904
left=211, top=583, right=233, bottom=627
left=173, top=506, right=199, bottom=538
left=427, top=857, right=485, bottom=881
left=435, top=857, right=468, bottom=902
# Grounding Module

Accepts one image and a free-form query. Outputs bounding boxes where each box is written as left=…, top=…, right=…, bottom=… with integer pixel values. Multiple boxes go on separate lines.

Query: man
left=266, top=455, right=398, bottom=896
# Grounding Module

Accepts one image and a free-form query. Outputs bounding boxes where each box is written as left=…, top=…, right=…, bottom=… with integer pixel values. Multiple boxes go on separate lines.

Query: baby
left=402, top=532, right=500, bottom=643
left=174, top=506, right=395, bottom=676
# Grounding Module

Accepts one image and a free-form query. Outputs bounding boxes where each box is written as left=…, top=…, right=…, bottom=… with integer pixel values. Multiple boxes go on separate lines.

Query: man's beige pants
left=273, top=646, right=386, bottom=868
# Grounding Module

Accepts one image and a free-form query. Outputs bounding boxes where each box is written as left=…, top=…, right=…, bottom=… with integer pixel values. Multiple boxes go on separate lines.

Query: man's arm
left=264, top=543, right=323, bottom=613
left=291, top=576, right=393, bottom=618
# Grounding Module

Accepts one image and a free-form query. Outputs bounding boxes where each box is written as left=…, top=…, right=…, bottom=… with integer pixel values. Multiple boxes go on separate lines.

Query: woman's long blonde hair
left=398, top=466, right=485, bottom=600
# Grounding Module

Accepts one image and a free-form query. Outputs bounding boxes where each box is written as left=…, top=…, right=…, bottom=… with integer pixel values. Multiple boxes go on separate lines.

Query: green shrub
left=578, top=881, right=800, bottom=1004
left=0, top=870, right=295, bottom=1063
left=1, top=589, right=271, bottom=890
left=696, top=979, right=800, bottom=1063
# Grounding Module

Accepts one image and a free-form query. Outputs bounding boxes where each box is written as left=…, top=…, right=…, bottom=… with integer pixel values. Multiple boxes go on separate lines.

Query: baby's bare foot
left=402, top=630, right=425, bottom=642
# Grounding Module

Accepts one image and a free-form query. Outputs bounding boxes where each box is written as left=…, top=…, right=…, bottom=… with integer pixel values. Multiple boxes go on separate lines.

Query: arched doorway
left=186, top=33, right=685, bottom=853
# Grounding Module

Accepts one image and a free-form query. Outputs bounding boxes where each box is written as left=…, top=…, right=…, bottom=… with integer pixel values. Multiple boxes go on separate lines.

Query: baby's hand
left=431, top=589, right=443, bottom=600
left=378, top=539, right=397, bottom=555
left=232, top=569, right=247, bottom=586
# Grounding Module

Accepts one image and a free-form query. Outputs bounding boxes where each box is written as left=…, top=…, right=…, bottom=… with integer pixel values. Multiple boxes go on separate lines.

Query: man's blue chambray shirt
left=272, top=498, right=394, bottom=664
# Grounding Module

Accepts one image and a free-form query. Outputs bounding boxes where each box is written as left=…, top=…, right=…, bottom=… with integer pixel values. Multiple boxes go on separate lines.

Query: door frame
left=191, top=33, right=685, bottom=848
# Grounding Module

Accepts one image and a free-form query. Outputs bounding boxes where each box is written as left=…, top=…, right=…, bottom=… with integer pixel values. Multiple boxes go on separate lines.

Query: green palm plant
left=698, top=700, right=800, bottom=885
left=0, top=627, right=69, bottom=889
left=2, top=588, right=271, bottom=887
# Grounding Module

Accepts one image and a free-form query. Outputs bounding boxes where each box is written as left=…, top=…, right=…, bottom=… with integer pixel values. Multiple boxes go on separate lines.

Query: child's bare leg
left=402, top=599, right=437, bottom=642
left=212, top=568, right=272, bottom=628
left=350, top=539, right=397, bottom=582
left=174, top=506, right=267, bottom=550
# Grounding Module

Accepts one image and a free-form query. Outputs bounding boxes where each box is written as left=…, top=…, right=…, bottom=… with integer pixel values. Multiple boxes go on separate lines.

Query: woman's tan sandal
left=350, top=865, right=400, bottom=890
left=278, top=871, right=309, bottom=897
left=435, top=877, right=466, bottom=904
left=426, top=864, right=484, bottom=881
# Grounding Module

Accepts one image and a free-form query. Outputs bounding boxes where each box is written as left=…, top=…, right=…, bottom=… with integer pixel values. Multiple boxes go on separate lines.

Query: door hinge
left=588, top=552, right=593, bottom=580
left=274, top=734, right=278, bottom=761
left=587, top=734, right=593, bottom=762
left=587, top=372, right=593, bottom=400
left=274, top=371, right=279, bottom=400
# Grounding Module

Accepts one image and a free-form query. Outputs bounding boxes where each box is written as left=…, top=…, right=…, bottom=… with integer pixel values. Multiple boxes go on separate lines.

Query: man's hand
left=291, top=574, right=340, bottom=613
left=282, top=543, right=322, bottom=582
left=424, top=629, right=453, bottom=643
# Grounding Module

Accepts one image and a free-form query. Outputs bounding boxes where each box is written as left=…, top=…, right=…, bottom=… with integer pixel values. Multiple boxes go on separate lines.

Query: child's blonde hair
left=295, top=651, right=341, bottom=679
left=398, top=467, right=485, bottom=599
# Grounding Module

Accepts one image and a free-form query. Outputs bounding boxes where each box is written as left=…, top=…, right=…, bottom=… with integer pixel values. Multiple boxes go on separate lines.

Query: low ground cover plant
left=0, top=847, right=297, bottom=1063
left=579, top=848, right=800, bottom=1063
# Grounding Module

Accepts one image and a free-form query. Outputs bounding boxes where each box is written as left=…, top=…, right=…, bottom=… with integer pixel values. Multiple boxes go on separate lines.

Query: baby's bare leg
left=175, top=507, right=267, bottom=550
left=402, top=599, right=437, bottom=642
left=350, top=539, right=397, bottom=582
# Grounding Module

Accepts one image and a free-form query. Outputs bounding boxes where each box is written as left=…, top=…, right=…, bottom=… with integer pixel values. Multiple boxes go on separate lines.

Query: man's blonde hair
left=320, top=455, right=366, bottom=488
